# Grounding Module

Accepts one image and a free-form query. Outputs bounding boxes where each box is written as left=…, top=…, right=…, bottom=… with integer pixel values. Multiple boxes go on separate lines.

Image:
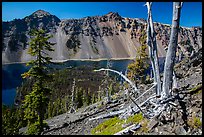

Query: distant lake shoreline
left=2, top=57, right=166, bottom=107
left=2, top=57, right=135, bottom=65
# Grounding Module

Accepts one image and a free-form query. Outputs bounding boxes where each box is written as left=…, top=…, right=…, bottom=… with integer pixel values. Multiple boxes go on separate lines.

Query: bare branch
left=94, top=68, right=139, bottom=94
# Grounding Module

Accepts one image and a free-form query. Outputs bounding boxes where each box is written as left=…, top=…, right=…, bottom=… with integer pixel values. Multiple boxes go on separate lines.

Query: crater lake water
left=2, top=58, right=165, bottom=107
left=2, top=59, right=134, bottom=107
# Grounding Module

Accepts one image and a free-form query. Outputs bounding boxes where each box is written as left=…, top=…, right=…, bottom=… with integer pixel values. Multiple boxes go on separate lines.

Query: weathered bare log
left=89, top=91, right=158, bottom=121
left=139, top=94, right=156, bottom=107
left=114, top=124, right=141, bottom=135
left=146, top=2, right=162, bottom=98
left=89, top=92, right=148, bottom=121
left=134, top=83, right=157, bottom=102
left=162, top=2, right=182, bottom=97
left=88, top=108, right=127, bottom=121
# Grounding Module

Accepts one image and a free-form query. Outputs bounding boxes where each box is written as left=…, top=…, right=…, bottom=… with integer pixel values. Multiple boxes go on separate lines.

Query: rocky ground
left=41, top=96, right=131, bottom=135
left=19, top=49, right=202, bottom=135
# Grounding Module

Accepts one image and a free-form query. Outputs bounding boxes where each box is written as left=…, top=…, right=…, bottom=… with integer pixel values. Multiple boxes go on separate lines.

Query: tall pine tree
left=21, top=29, right=55, bottom=135
left=127, top=32, right=149, bottom=84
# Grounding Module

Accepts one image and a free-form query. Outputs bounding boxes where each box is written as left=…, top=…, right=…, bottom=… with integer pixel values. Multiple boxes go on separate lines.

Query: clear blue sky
left=2, top=2, right=202, bottom=28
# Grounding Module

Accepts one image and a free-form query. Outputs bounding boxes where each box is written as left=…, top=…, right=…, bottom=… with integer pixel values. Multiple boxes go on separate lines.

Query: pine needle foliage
left=21, top=29, right=55, bottom=135
left=127, top=32, right=149, bottom=83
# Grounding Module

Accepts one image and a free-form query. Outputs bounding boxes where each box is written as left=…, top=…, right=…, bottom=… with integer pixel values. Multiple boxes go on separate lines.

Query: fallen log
left=134, top=83, right=157, bottom=102
left=114, top=123, right=141, bottom=135
left=89, top=108, right=127, bottom=121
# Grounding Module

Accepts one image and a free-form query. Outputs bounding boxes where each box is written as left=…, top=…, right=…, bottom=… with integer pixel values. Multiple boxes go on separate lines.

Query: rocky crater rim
left=3, top=10, right=202, bottom=29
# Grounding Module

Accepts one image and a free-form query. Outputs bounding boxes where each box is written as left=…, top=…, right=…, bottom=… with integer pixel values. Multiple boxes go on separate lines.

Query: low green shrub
left=91, top=113, right=144, bottom=135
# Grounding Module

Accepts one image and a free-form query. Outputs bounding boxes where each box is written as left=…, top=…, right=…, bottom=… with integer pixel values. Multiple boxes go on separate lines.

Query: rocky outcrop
left=2, top=10, right=202, bottom=64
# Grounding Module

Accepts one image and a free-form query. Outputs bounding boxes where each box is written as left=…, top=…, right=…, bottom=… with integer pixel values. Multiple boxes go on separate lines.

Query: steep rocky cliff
left=2, top=10, right=202, bottom=64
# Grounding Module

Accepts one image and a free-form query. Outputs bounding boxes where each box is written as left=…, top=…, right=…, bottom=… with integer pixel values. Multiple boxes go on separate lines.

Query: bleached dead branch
left=134, top=83, right=157, bottom=102
left=114, top=123, right=141, bottom=135
left=94, top=68, right=139, bottom=94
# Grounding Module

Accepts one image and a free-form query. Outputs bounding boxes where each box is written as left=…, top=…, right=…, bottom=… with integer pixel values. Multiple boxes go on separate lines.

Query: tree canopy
left=21, top=29, right=55, bottom=135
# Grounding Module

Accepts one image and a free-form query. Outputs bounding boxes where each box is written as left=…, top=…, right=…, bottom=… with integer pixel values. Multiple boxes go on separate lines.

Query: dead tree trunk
left=106, top=59, right=112, bottom=102
left=162, top=2, right=182, bottom=97
left=71, top=78, right=75, bottom=103
left=146, top=2, right=162, bottom=98
left=69, top=78, right=76, bottom=113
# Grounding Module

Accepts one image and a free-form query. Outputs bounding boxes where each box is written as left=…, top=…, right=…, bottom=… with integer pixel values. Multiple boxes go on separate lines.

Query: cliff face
left=2, top=10, right=202, bottom=64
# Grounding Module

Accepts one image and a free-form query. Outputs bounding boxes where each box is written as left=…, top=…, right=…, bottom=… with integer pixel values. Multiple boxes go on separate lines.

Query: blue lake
left=2, top=58, right=165, bottom=107
left=2, top=59, right=134, bottom=107
left=2, top=88, right=17, bottom=106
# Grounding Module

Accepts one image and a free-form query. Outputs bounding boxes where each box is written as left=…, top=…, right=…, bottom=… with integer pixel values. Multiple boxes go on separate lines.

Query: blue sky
left=2, top=2, right=202, bottom=28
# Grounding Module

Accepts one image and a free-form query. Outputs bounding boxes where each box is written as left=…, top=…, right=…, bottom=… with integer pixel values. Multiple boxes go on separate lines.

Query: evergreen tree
left=97, top=86, right=102, bottom=102
left=52, top=101, right=57, bottom=118
left=21, top=29, right=55, bottom=135
left=109, top=83, right=114, bottom=96
left=97, top=92, right=101, bottom=102
left=58, top=98, right=63, bottom=115
left=2, top=105, right=20, bottom=135
left=65, top=95, right=70, bottom=112
left=2, top=104, right=27, bottom=135
left=82, top=89, right=88, bottom=106
left=127, top=41, right=149, bottom=84
left=92, top=93, right=96, bottom=104
left=76, top=87, right=83, bottom=108
left=47, top=101, right=53, bottom=118
left=87, top=88, right=92, bottom=105
left=83, top=88, right=92, bottom=106
left=61, top=97, right=66, bottom=114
